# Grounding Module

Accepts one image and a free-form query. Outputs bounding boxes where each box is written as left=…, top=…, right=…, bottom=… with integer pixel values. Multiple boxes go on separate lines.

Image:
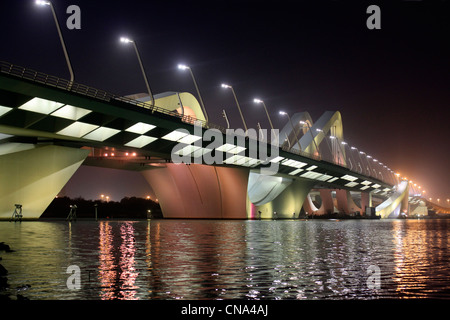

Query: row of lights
left=102, top=151, right=137, bottom=157
left=393, top=174, right=450, bottom=207
left=100, top=195, right=157, bottom=202
left=34, top=0, right=387, bottom=163
left=428, top=198, right=450, bottom=204
left=36, top=1, right=441, bottom=204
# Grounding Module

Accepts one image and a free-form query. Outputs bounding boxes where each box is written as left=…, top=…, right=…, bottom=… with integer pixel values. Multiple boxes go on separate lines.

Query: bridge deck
left=0, top=61, right=392, bottom=195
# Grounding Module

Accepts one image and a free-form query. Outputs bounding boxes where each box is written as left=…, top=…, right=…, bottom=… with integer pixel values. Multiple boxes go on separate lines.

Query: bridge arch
left=128, top=91, right=207, bottom=122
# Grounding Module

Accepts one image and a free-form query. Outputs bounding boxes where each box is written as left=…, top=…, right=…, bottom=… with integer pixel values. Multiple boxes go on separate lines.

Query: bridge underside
left=0, top=144, right=412, bottom=220
left=141, top=164, right=249, bottom=219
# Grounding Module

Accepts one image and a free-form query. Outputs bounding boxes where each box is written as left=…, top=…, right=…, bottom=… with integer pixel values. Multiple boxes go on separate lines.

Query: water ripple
left=0, top=219, right=449, bottom=299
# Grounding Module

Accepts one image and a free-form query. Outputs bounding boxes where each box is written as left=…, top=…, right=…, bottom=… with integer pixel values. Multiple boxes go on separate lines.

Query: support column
left=376, top=181, right=409, bottom=218
left=0, top=143, right=89, bottom=220
left=252, top=179, right=315, bottom=219
left=361, top=192, right=372, bottom=215
left=141, top=164, right=249, bottom=219
left=312, top=189, right=336, bottom=215
left=336, top=189, right=363, bottom=215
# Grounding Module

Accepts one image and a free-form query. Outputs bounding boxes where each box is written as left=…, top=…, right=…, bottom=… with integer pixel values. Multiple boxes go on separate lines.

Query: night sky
left=1, top=0, right=449, bottom=203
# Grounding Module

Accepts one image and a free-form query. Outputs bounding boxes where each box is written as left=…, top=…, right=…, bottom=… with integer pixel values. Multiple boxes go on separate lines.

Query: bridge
left=0, top=61, right=425, bottom=220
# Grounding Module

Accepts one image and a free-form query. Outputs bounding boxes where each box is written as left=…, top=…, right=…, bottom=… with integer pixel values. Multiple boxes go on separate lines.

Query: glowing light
left=253, top=98, right=263, bottom=104
left=221, top=83, right=231, bottom=88
left=57, top=122, right=99, bottom=138
left=50, top=105, right=91, bottom=120
left=120, top=37, right=133, bottom=43
left=19, top=97, right=64, bottom=115
left=161, top=130, right=189, bottom=141
left=36, top=0, right=50, bottom=5
left=125, top=122, right=156, bottom=135
left=178, top=64, right=189, bottom=70
left=124, top=136, right=157, bottom=148
left=341, top=174, right=358, bottom=182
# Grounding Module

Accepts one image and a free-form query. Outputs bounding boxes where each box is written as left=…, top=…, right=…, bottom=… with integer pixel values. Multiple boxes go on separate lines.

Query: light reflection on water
left=0, top=219, right=449, bottom=300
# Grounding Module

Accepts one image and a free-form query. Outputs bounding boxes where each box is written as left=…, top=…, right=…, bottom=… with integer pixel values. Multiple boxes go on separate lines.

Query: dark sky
left=1, top=0, right=449, bottom=202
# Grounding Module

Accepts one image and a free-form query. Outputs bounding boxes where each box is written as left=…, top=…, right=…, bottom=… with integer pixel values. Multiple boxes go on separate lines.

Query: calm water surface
left=0, top=219, right=449, bottom=300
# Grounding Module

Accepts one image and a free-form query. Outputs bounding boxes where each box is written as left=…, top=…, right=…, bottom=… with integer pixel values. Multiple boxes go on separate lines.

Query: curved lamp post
left=279, top=111, right=301, bottom=151
left=221, top=83, right=247, bottom=131
left=178, top=64, right=208, bottom=122
left=36, top=0, right=74, bottom=84
left=254, top=98, right=278, bottom=144
left=120, top=37, right=154, bottom=106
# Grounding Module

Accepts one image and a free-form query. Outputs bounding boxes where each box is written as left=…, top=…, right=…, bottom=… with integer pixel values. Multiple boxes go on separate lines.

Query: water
left=0, top=219, right=449, bottom=300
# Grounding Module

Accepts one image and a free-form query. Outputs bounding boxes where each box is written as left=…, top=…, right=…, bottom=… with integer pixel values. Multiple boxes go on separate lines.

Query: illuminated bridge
left=0, top=61, right=422, bottom=220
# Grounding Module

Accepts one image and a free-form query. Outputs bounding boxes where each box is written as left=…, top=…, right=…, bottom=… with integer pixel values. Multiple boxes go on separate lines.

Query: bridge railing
left=0, top=61, right=227, bottom=133
left=1, top=61, right=393, bottom=184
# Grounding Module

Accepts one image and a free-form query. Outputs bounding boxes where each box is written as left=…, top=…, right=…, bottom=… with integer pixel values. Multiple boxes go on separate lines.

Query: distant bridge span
left=0, top=61, right=415, bottom=220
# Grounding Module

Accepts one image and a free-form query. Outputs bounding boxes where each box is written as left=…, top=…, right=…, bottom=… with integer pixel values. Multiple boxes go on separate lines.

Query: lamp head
left=36, top=0, right=50, bottom=5
left=120, top=37, right=133, bottom=43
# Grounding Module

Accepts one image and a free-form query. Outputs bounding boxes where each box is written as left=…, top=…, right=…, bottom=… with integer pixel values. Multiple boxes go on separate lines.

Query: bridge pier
left=303, top=189, right=336, bottom=216
left=250, top=179, right=315, bottom=219
left=141, top=164, right=249, bottom=219
left=335, top=189, right=363, bottom=215
left=0, top=143, right=89, bottom=220
left=375, top=180, right=409, bottom=218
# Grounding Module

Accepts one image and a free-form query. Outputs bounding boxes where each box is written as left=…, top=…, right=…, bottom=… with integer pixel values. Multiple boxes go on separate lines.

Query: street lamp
left=254, top=98, right=277, bottom=143
left=178, top=64, right=208, bottom=121
left=279, top=111, right=301, bottom=151
left=120, top=37, right=154, bottom=106
left=222, top=84, right=247, bottom=131
left=36, top=0, right=74, bottom=84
